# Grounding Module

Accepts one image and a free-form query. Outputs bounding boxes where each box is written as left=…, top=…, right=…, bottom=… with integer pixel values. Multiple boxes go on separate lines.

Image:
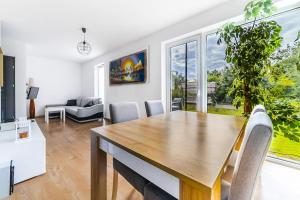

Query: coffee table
left=45, top=106, right=65, bottom=123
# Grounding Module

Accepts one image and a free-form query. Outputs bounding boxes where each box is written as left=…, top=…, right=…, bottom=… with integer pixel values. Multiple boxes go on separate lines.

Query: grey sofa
left=65, top=97, right=103, bottom=123
left=46, top=97, right=103, bottom=123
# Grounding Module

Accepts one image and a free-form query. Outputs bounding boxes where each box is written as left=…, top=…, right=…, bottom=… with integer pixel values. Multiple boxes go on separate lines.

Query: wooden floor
left=6, top=117, right=300, bottom=200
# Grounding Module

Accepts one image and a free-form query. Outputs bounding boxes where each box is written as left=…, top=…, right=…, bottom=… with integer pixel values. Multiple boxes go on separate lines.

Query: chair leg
left=112, top=169, right=118, bottom=200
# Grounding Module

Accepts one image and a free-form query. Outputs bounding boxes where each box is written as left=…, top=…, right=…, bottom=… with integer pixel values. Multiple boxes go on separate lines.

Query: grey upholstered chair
left=222, top=111, right=273, bottom=200
left=171, top=98, right=183, bottom=111
left=109, top=102, right=140, bottom=123
left=227, top=104, right=267, bottom=167
left=109, top=102, right=148, bottom=200
left=145, top=100, right=164, bottom=117
left=250, top=104, right=266, bottom=117
left=143, top=111, right=273, bottom=200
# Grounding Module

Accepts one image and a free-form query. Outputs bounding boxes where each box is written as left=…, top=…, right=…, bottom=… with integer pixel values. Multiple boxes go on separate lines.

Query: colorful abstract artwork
left=109, top=50, right=147, bottom=84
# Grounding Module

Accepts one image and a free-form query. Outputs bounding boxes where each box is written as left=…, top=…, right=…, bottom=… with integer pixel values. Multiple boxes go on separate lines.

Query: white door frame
left=165, top=34, right=203, bottom=112
left=94, top=63, right=105, bottom=104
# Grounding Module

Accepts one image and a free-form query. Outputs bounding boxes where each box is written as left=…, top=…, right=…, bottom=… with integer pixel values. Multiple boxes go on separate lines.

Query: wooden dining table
left=91, top=111, right=245, bottom=200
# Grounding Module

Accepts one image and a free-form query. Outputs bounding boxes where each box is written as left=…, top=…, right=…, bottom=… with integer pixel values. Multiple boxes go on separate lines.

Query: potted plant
left=217, top=0, right=300, bottom=143
left=217, top=0, right=282, bottom=116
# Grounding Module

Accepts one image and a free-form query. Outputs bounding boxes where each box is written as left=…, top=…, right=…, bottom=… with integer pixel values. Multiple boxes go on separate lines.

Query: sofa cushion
left=76, top=97, right=83, bottom=106
left=80, top=97, right=93, bottom=107
left=65, top=106, right=80, bottom=116
left=84, top=102, right=93, bottom=107
left=92, top=98, right=101, bottom=105
left=66, top=99, right=77, bottom=106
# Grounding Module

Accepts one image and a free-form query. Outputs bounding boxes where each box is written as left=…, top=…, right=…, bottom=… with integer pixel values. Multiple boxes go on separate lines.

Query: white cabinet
left=0, top=160, right=12, bottom=199
left=0, top=120, right=46, bottom=183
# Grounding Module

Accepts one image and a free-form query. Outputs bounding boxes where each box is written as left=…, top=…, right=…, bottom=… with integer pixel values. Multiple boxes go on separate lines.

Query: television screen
left=27, top=87, right=39, bottom=99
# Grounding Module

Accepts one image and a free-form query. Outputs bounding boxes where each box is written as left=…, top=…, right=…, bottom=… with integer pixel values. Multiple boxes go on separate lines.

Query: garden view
left=171, top=3, right=300, bottom=163
left=206, top=7, right=300, bottom=162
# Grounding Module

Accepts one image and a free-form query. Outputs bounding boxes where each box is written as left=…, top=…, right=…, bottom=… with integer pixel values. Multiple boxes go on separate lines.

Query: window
left=206, top=33, right=240, bottom=116
left=94, top=64, right=105, bottom=102
left=169, top=40, right=199, bottom=111
left=205, top=8, right=300, bottom=163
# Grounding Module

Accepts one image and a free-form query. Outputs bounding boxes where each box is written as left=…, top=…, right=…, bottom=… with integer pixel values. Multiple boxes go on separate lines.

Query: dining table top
left=91, top=111, right=245, bottom=189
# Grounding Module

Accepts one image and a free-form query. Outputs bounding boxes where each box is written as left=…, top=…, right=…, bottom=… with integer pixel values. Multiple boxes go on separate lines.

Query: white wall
left=82, top=45, right=160, bottom=118
left=26, top=56, right=82, bottom=116
left=1, top=36, right=82, bottom=118
left=2, top=39, right=28, bottom=118
left=81, top=0, right=249, bottom=118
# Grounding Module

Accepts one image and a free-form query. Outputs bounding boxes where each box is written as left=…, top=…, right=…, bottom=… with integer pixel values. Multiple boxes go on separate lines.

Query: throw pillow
left=66, top=99, right=77, bottom=106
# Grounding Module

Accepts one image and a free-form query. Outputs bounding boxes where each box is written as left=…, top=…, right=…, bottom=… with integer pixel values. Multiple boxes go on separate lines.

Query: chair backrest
left=229, top=112, right=273, bottom=200
left=250, top=104, right=266, bottom=117
left=145, top=100, right=164, bottom=117
left=109, top=102, right=140, bottom=124
left=227, top=104, right=267, bottom=167
left=172, top=98, right=183, bottom=110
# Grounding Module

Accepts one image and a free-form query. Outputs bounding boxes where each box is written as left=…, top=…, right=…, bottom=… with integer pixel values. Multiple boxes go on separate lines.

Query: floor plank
left=7, top=118, right=142, bottom=200
left=6, top=117, right=300, bottom=200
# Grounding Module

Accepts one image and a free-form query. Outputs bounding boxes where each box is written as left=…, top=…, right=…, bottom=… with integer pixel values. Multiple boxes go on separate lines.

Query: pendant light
left=77, top=27, right=92, bottom=55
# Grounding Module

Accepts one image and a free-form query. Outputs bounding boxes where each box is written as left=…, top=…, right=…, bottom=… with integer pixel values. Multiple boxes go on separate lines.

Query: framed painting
left=109, top=49, right=147, bottom=85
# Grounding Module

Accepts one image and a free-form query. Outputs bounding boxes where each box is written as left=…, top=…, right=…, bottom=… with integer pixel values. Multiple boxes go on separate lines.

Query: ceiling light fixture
left=77, top=27, right=92, bottom=55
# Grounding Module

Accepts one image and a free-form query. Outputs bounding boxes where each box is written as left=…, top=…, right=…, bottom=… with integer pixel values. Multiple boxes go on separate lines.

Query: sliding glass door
left=169, top=40, right=199, bottom=111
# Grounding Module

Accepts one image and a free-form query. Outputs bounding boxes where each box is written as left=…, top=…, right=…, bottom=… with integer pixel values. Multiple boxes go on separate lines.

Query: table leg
left=91, top=133, right=107, bottom=200
left=45, top=110, right=48, bottom=123
left=179, top=175, right=221, bottom=200
left=63, top=110, right=65, bottom=122
left=60, top=110, right=62, bottom=121
left=235, top=123, right=246, bottom=151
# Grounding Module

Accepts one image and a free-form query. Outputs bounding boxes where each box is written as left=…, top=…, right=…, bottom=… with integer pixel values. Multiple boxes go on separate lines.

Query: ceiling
left=0, top=0, right=228, bottom=63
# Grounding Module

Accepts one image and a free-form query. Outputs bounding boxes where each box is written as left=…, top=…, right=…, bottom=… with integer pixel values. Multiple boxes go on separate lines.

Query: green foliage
left=217, top=0, right=300, bottom=142
left=265, top=99, right=300, bottom=142
left=264, top=41, right=300, bottom=142
left=217, top=0, right=282, bottom=116
left=171, top=73, right=184, bottom=99
left=208, top=105, right=243, bottom=116
left=244, top=0, right=276, bottom=21
left=208, top=68, right=234, bottom=104
left=270, top=42, right=300, bottom=98
left=269, top=134, right=300, bottom=161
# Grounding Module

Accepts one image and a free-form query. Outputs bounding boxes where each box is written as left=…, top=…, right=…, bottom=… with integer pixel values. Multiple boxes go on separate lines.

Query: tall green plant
left=217, top=0, right=282, bottom=115
left=266, top=39, right=300, bottom=142
left=171, top=73, right=185, bottom=99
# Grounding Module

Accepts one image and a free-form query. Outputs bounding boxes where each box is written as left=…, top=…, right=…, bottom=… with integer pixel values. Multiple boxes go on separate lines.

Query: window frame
left=165, top=35, right=202, bottom=112
left=94, top=63, right=105, bottom=103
